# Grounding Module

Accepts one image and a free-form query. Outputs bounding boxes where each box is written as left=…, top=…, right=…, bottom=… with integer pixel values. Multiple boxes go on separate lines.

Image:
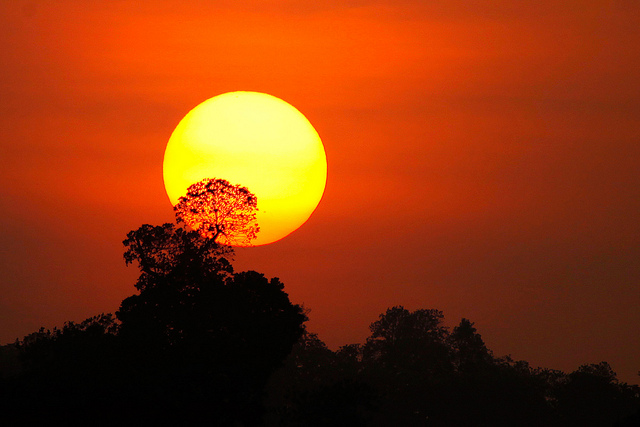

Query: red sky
left=1, top=1, right=639, bottom=382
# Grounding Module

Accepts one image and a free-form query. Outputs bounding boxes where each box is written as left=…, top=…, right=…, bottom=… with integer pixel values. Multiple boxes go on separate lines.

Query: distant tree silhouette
left=264, top=308, right=640, bottom=427
left=5, top=288, right=640, bottom=426
left=265, top=307, right=638, bottom=427
left=446, top=319, right=558, bottom=425
left=359, top=306, right=457, bottom=425
left=449, top=318, right=493, bottom=374
left=174, top=178, right=259, bottom=246
left=554, top=362, right=640, bottom=426
left=2, top=314, right=123, bottom=425
left=264, top=332, right=377, bottom=427
left=364, top=306, right=450, bottom=368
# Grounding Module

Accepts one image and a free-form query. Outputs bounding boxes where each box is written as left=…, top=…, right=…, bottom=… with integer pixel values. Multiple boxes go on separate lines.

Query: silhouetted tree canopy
left=449, top=317, right=493, bottom=373
left=2, top=171, right=639, bottom=424
left=3, top=279, right=640, bottom=426
left=264, top=331, right=378, bottom=427
left=174, top=178, right=259, bottom=246
left=555, top=361, right=640, bottom=426
left=364, top=306, right=451, bottom=374
left=0, top=216, right=305, bottom=425
left=117, top=222, right=306, bottom=424
left=264, top=306, right=640, bottom=427
left=2, top=315, right=123, bottom=424
left=123, top=222, right=233, bottom=291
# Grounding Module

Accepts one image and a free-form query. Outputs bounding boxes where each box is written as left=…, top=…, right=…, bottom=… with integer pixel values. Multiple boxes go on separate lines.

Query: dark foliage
left=555, top=362, right=640, bottom=426
left=0, top=223, right=305, bottom=426
left=118, top=223, right=306, bottom=425
left=264, top=332, right=378, bottom=426
left=174, top=178, right=259, bottom=246
left=1, top=217, right=638, bottom=426
left=122, top=222, right=233, bottom=292
left=1, top=315, right=123, bottom=425
left=264, top=306, right=640, bottom=427
left=3, top=298, right=640, bottom=426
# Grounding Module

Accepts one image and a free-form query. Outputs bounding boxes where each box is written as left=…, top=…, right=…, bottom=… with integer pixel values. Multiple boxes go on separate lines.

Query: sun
left=163, top=91, right=327, bottom=246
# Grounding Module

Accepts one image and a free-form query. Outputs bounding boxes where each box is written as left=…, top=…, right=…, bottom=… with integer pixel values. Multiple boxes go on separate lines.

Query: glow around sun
left=163, top=91, right=327, bottom=246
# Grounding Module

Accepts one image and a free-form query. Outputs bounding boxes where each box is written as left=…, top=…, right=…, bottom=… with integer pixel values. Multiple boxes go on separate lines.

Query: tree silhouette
left=118, top=222, right=306, bottom=424
left=0, top=216, right=305, bottom=425
left=122, top=222, right=233, bottom=292
left=359, top=306, right=456, bottom=425
left=555, top=362, right=640, bottom=426
left=264, top=332, right=377, bottom=427
left=3, top=315, right=124, bottom=425
left=174, top=178, right=259, bottom=246
left=115, top=269, right=307, bottom=425
left=363, top=306, right=451, bottom=375
left=4, top=299, right=640, bottom=425
left=449, top=318, right=493, bottom=375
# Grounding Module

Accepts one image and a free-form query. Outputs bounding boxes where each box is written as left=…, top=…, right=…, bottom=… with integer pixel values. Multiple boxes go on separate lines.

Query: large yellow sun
left=163, top=91, right=327, bottom=246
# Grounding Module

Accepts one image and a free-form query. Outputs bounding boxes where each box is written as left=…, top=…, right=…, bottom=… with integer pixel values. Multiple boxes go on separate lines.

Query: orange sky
left=1, top=1, right=639, bottom=382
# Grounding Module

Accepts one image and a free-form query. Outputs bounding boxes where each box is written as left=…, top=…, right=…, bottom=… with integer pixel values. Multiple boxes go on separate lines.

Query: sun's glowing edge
left=163, top=91, right=327, bottom=246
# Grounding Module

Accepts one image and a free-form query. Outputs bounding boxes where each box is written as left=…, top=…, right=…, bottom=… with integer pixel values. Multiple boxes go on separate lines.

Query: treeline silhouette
left=0, top=223, right=307, bottom=425
left=264, top=310, right=640, bottom=427
left=0, top=221, right=638, bottom=425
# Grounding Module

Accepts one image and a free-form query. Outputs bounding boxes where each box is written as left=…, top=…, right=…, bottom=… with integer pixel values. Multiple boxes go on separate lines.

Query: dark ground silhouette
left=264, top=308, right=640, bottom=427
left=1, top=222, right=306, bottom=426
left=2, top=276, right=639, bottom=425
left=1, top=191, right=638, bottom=425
